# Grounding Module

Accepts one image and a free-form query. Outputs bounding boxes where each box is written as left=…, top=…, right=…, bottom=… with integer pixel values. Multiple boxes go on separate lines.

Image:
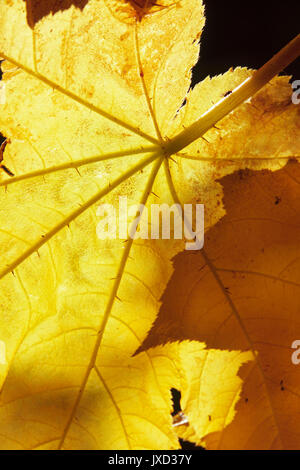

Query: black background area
left=192, top=0, right=300, bottom=86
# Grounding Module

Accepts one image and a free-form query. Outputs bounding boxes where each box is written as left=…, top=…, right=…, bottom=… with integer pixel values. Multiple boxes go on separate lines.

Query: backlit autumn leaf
left=142, top=161, right=300, bottom=449
left=0, top=0, right=299, bottom=450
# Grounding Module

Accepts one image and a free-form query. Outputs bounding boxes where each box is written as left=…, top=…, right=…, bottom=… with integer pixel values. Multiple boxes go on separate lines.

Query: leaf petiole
left=165, top=34, right=300, bottom=155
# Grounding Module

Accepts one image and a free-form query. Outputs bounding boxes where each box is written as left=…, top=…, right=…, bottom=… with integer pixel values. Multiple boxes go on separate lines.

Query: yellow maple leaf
left=0, top=0, right=299, bottom=450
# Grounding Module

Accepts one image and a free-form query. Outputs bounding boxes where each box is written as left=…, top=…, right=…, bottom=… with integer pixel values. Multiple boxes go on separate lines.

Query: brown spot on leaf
left=275, top=196, right=281, bottom=205
left=103, top=0, right=176, bottom=24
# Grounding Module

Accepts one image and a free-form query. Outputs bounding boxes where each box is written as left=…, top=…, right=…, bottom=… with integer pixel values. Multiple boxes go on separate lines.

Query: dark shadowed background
left=192, top=0, right=300, bottom=85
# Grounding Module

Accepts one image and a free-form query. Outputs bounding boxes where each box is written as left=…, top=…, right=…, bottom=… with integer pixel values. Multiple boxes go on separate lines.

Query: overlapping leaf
left=143, top=161, right=300, bottom=449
